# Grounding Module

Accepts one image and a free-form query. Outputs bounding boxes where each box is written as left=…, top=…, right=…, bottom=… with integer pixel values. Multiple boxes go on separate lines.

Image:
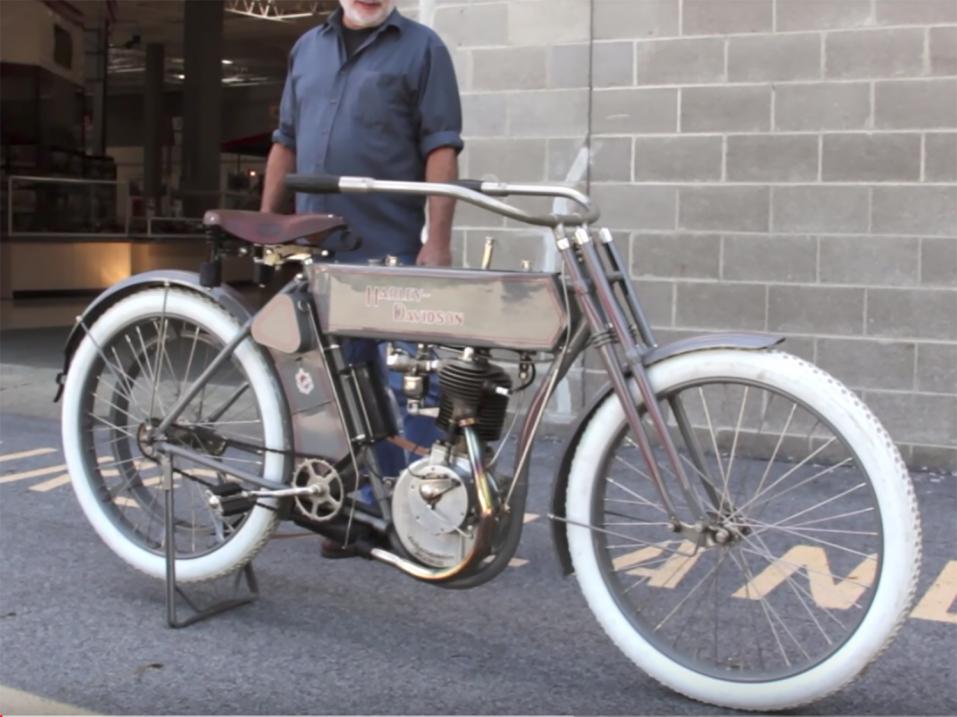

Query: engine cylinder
left=436, top=357, right=511, bottom=441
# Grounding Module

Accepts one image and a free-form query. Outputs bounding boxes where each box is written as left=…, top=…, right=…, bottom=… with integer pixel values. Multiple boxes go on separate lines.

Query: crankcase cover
left=392, top=455, right=476, bottom=568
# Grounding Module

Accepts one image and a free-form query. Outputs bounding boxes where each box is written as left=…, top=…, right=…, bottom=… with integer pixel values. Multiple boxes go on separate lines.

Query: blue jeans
left=341, top=338, right=442, bottom=479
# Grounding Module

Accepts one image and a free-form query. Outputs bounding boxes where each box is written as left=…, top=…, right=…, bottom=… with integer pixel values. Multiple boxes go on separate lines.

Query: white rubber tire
left=62, top=288, right=289, bottom=583
left=566, top=350, right=921, bottom=711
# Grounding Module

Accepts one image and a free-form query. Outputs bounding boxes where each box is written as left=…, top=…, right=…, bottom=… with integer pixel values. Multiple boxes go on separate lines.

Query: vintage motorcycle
left=57, top=174, right=921, bottom=711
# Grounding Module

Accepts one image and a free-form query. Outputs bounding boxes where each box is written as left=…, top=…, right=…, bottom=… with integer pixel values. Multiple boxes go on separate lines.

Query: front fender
left=54, top=270, right=256, bottom=402
left=549, top=332, right=784, bottom=575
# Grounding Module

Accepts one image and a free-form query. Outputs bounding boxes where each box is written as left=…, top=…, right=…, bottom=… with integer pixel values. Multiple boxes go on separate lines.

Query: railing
left=5, top=175, right=132, bottom=238
left=3, top=176, right=256, bottom=240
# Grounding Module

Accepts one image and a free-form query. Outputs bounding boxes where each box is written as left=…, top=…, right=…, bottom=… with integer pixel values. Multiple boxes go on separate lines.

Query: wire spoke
left=750, top=533, right=840, bottom=641
left=759, top=481, right=867, bottom=531
left=750, top=522, right=876, bottom=561
left=748, top=519, right=877, bottom=538
left=729, top=548, right=791, bottom=668
left=107, top=344, right=154, bottom=413
left=730, top=437, right=838, bottom=518
left=130, top=325, right=169, bottom=416
left=720, top=386, right=749, bottom=513
left=698, top=387, right=728, bottom=495
left=745, top=457, right=854, bottom=518
left=654, top=558, right=722, bottom=632
left=88, top=413, right=137, bottom=439
left=788, top=507, right=875, bottom=529
left=557, top=515, right=690, bottom=557
left=606, top=477, right=669, bottom=515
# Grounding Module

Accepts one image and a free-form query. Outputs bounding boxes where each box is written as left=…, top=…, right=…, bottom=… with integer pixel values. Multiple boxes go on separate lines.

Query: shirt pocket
left=353, top=70, right=410, bottom=130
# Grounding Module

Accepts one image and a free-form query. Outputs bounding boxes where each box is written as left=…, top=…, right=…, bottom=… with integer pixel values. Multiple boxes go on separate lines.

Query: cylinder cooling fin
left=436, top=356, right=511, bottom=441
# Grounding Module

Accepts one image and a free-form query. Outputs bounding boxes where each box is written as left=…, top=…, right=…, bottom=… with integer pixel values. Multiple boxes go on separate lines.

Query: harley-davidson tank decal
left=310, top=264, right=567, bottom=351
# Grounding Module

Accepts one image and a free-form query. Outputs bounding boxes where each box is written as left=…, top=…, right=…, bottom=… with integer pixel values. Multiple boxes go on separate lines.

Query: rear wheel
left=61, top=288, right=290, bottom=582
left=566, top=350, right=921, bottom=711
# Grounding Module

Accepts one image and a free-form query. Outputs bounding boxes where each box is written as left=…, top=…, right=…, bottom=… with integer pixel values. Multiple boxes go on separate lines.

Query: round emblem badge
left=295, top=367, right=315, bottom=395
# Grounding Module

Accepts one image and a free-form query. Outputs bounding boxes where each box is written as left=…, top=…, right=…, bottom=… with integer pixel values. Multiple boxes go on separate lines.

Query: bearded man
left=260, top=0, right=462, bottom=541
left=261, top=0, right=462, bottom=267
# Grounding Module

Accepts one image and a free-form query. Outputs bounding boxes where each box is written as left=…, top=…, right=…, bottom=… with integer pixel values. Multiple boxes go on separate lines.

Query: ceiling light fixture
left=224, top=0, right=332, bottom=22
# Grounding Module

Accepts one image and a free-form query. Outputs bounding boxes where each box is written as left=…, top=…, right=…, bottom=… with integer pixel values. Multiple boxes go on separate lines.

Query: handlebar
left=284, top=174, right=600, bottom=228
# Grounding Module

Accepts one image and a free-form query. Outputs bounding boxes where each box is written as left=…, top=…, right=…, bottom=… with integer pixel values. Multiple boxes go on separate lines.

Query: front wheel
left=566, top=350, right=921, bottom=711
left=61, top=287, right=290, bottom=582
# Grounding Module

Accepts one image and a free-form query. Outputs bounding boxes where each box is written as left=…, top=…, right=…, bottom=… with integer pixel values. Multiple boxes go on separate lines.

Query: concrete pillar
left=180, top=0, right=223, bottom=217
left=143, top=43, right=164, bottom=215
left=89, top=18, right=109, bottom=156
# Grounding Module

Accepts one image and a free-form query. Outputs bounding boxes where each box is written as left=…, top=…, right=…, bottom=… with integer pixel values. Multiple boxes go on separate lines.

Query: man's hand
left=416, top=240, right=452, bottom=267
left=421, top=146, right=458, bottom=266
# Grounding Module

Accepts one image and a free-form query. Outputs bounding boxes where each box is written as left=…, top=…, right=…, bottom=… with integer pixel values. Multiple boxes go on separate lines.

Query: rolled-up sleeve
left=416, top=42, right=464, bottom=159
left=272, top=51, right=297, bottom=149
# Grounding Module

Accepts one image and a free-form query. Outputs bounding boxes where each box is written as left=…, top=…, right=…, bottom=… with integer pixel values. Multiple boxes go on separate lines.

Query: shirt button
left=330, top=98, right=338, bottom=105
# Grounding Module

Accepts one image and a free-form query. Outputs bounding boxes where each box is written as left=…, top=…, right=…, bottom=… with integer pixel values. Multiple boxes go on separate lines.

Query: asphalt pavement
left=1, top=326, right=955, bottom=715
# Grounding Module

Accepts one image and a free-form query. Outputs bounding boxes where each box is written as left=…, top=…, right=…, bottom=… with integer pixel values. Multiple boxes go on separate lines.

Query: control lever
left=481, top=237, right=495, bottom=270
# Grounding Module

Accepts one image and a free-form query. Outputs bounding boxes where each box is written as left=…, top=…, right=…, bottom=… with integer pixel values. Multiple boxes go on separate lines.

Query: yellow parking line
left=508, top=558, right=529, bottom=567
left=0, top=683, right=95, bottom=715
left=0, top=447, right=57, bottom=463
left=29, top=473, right=71, bottom=492
left=25, top=456, right=110, bottom=492
left=523, top=512, right=540, bottom=524
left=0, top=463, right=67, bottom=485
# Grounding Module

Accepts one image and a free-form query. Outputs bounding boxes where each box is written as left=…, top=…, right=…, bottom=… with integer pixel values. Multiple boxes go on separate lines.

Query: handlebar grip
left=285, top=173, right=342, bottom=194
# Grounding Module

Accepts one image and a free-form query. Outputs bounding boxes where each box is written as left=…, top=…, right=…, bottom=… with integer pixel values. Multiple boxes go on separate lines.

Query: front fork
left=555, top=226, right=714, bottom=529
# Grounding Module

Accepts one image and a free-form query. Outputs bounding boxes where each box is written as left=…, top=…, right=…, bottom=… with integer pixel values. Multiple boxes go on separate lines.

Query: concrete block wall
left=431, top=0, right=956, bottom=470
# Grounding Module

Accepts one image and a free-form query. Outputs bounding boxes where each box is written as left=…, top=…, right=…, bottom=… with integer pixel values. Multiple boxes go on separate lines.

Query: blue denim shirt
left=272, top=8, right=464, bottom=262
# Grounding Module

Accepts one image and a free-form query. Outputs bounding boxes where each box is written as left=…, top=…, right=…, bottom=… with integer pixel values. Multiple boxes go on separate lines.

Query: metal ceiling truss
left=224, top=0, right=336, bottom=22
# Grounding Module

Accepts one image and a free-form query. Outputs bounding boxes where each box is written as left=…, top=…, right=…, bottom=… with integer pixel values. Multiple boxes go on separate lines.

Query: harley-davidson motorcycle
left=57, top=174, right=921, bottom=711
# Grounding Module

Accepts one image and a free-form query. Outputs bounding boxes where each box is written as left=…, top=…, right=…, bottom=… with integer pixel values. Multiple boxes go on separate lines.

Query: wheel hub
left=136, top=420, right=159, bottom=459
left=136, top=418, right=228, bottom=459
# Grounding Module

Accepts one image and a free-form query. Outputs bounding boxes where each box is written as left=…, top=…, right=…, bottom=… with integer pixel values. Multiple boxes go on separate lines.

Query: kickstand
left=161, top=455, right=259, bottom=628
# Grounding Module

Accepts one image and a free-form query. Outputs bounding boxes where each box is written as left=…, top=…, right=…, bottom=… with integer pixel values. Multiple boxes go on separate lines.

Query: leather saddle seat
left=203, top=209, right=348, bottom=247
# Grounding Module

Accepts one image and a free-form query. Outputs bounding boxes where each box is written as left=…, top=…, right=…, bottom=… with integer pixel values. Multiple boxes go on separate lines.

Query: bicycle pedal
left=207, top=482, right=244, bottom=497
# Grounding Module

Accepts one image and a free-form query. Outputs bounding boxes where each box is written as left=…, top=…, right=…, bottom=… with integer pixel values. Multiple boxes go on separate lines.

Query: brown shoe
left=319, top=538, right=360, bottom=559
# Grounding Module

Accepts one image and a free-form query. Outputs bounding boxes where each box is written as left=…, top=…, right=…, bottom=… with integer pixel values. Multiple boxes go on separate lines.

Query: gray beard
left=343, top=5, right=389, bottom=29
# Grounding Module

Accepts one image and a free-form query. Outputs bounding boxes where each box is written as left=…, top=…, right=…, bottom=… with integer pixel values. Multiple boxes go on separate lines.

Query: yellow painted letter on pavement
left=911, top=561, right=957, bottom=624
left=732, top=544, right=877, bottom=609
left=622, top=540, right=702, bottom=589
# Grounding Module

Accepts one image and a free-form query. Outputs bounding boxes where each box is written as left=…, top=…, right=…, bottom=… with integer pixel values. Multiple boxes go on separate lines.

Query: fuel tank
left=308, top=263, right=568, bottom=352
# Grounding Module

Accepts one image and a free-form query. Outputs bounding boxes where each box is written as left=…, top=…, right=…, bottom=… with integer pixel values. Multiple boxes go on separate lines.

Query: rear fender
left=549, top=332, right=784, bottom=575
left=54, top=270, right=256, bottom=402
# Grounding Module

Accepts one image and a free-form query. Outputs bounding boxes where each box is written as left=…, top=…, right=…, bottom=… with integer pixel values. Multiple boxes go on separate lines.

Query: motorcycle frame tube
left=156, top=441, right=286, bottom=491
left=596, top=227, right=658, bottom=349
left=572, top=228, right=706, bottom=523
left=596, top=227, right=723, bottom=511
left=508, top=317, right=591, bottom=502
left=555, top=227, right=684, bottom=524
